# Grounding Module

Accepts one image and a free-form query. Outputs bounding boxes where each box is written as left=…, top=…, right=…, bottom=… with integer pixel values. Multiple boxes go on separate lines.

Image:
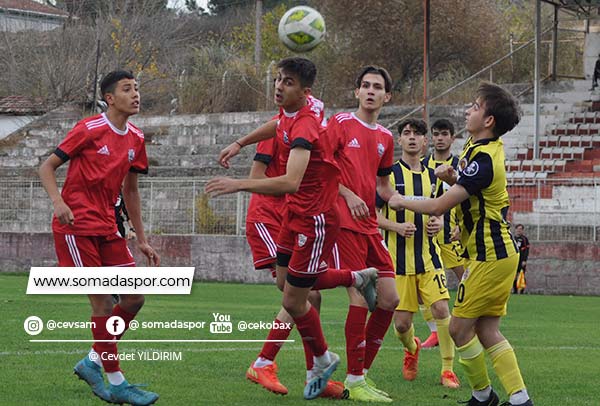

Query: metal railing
left=0, top=177, right=598, bottom=242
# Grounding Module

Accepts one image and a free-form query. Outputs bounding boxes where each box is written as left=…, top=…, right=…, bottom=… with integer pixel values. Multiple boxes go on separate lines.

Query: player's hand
left=127, top=230, right=137, bottom=240
left=218, top=142, right=242, bottom=169
left=451, top=225, right=461, bottom=241
left=388, top=194, right=405, bottom=211
left=205, top=177, right=240, bottom=197
left=426, top=216, right=443, bottom=237
left=521, top=261, right=526, bottom=270
left=138, top=242, right=160, bottom=266
left=397, top=222, right=416, bottom=238
left=434, top=164, right=456, bottom=184
left=344, top=193, right=369, bottom=220
left=53, top=199, right=74, bottom=226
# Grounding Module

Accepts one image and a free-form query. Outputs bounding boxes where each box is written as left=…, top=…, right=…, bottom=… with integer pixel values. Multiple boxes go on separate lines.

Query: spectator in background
left=513, top=224, right=530, bottom=294
left=592, top=53, right=600, bottom=90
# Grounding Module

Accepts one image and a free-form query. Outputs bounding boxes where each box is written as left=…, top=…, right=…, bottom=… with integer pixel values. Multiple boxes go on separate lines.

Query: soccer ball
left=278, top=6, right=326, bottom=52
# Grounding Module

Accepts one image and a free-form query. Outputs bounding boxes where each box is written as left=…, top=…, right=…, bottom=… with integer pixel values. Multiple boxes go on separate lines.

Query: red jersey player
left=207, top=57, right=377, bottom=400
left=243, top=127, right=345, bottom=398
left=328, top=66, right=400, bottom=402
left=38, top=70, right=160, bottom=406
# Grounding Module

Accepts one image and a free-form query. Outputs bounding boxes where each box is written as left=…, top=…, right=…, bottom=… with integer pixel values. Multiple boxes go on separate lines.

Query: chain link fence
left=0, top=179, right=250, bottom=236
left=1, top=177, right=598, bottom=241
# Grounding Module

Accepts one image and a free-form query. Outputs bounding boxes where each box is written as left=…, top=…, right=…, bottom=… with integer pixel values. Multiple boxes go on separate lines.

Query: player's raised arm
left=218, top=119, right=277, bottom=168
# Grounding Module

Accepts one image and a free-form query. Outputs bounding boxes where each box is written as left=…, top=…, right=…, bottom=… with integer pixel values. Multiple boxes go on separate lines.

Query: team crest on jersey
left=283, top=131, right=289, bottom=144
left=128, top=149, right=135, bottom=162
left=297, top=233, right=307, bottom=247
left=463, top=161, right=479, bottom=177
left=458, top=158, right=468, bottom=172
left=462, top=268, right=470, bottom=281
left=377, top=143, right=385, bottom=157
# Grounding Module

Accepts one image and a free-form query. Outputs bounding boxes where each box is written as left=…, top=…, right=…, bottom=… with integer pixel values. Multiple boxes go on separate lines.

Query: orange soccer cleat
left=440, top=370, right=461, bottom=389
left=246, top=362, right=288, bottom=395
left=318, top=380, right=348, bottom=399
left=402, top=337, right=421, bottom=381
left=422, top=331, right=439, bottom=349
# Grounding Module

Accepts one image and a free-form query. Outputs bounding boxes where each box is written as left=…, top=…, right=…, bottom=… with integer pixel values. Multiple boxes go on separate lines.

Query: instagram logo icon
left=24, top=316, right=44, bottom=336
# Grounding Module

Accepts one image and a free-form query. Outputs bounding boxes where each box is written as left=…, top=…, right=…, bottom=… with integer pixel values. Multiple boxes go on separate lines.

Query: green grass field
left=1, top=273, right=599, bottom=405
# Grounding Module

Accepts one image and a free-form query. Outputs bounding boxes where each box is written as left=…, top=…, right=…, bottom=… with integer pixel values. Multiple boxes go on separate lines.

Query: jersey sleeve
left=457, top=152, right=494, bottom=195
left=130, top=139, right=149, bottom=174
left=254, top=138, right=275, bottom=164
left=327, top=115, right=347, bottom=156
left=54, top=122, right=91, bottom=161
left=289, top=115, right=319, bottom=150
left=378, top=134, right=394, bottom=176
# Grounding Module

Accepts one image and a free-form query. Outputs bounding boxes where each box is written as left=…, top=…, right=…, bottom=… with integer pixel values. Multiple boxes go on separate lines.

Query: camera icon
left=24, top=316, right=43, bottom=336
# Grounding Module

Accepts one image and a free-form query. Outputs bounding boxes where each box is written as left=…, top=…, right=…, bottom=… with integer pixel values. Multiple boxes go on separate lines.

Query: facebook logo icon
left=106, top=316, right=126, bottom=336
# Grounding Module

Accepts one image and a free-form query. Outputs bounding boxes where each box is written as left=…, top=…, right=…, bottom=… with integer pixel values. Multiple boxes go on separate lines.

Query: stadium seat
left=566, top=123, right=578, bottom=135
left=573, top=147, right=585, bottom=160
left=512, top=171, right=525, bottom=185
left=577, top=123, right=591, bottom=136
left=506, top=160, right=521, bottom=172
left=531, top=159, right=544, bottom=172
left=592, top=135, right=600, bottom=147
left=521, top=160, right=533, bottom=171
left=585, top=111, right=598, bottom=124
left=581, top=136, right=593, bottom=148
left=516, top=148, right=529, bottom=160
left=589, top=124, right=600, bottom=135
left=523, top=172, right=536, bottom=185
left=535, top=172, right=548, bottom=180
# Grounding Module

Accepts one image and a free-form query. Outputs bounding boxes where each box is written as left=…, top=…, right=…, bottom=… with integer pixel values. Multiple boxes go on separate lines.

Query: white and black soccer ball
left=278, top=6, right=326, bottom=53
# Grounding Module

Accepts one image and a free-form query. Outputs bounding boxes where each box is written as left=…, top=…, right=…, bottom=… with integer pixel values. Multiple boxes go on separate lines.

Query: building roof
left=0, top=96, right=46, bottom=115
left=0, top=0, right=69, bottom=19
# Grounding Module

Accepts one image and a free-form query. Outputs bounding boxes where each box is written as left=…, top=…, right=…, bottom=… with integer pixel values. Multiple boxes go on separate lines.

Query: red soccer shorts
left=277, top=207, right=339, bottom=278
left=333, top=228, right=395, bottom=278
left=245, top=221, right=280, bottom=270
left=53, top=232, right=135, bottom=267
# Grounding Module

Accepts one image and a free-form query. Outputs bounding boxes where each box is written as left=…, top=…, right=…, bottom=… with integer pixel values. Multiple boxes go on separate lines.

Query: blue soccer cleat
left=73, top=356, right=111, bottom=402
left=109, top=380, right=159, bottom=406
left=303, top=351, right=340, bottom=400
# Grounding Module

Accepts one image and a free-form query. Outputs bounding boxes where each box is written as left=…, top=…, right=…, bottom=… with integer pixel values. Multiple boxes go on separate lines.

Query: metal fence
left=0, top=179, right=250, bottom=236
left=0, top=177, right=598, bottom=241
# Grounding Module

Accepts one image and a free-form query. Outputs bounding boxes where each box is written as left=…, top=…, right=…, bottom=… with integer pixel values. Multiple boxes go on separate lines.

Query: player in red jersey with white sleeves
left=327, top=66, right=400, bottom=402
left=38, top=70, right=160, bottom=406
left=207, top=57, right=377, bottom=400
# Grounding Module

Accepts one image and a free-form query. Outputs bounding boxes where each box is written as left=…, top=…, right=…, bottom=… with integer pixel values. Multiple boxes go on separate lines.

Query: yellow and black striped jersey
left=377, top=160, right=443, bottom=275
left=422, top=154, right=460, bottom=245
left=455, top=137, right=518, bottom=261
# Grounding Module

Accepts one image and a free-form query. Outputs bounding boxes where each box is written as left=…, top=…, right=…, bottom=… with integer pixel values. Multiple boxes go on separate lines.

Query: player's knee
left=91, top=296, right=115, bottom=315
left=377, top=292, right=399, bottom=310
left=449, top=319, right=464, bottom=343
left=308, top=290, right=321, bottom=310
left=120, top=294, right=145, bottom=312
left=394, top=317, right=411, bottom=333
left=431, top=300, right=450, bottom=319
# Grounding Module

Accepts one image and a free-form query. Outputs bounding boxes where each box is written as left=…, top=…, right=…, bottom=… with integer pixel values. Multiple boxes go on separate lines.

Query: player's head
left=431, top=118, right=455, bottom=154
left=398, top=118, right=428, bottom=157
left=275, top=57, right=316, bottom=111
left=354, top=65, right=392, bottom=112
left=100, top=70, right=139, bottom=116
left=515, top=223, right=525, bottom=236
left=465, top=81, right=520, bottom=139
